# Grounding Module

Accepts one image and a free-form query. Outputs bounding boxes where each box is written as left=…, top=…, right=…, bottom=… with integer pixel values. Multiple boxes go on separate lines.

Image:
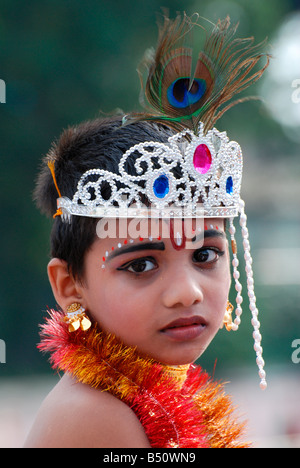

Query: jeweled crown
left=58, top=123, right=243, bottom=222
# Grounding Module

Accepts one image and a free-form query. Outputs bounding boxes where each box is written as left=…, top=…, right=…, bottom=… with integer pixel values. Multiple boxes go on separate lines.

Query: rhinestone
left=153, top=174, right=169, bottom=199
left=226, top=176, right=233, bottom=194
left=193, top=144, right=212, bottom=174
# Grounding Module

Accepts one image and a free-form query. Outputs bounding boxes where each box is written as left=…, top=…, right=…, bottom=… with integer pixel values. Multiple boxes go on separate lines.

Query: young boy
left=25, top=13, right=268, bottom=448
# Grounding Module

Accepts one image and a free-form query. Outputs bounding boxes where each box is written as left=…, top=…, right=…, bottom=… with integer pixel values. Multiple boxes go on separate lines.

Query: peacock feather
left=126, top=13, right=270, bottom=134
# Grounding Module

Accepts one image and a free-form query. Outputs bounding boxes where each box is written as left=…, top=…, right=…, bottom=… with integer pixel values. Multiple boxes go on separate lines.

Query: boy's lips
left=160, top=316, right=207, bottom=341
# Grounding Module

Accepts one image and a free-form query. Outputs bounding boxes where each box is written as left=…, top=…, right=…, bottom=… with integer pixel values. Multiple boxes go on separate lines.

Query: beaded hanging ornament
left=48, top=13, right=269, bottom=389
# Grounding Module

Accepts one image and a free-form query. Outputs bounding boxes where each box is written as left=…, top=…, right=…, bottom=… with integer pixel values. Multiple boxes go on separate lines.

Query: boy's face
left=79, top=218, right=231, bottom=365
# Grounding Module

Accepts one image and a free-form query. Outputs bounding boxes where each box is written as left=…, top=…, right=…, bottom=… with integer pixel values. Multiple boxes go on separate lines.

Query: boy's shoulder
left=24, top=374, right=150, bottom=448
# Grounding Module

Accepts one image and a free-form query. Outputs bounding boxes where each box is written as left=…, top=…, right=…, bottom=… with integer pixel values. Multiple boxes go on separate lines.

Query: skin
left=84, top=218, right=230, bottom=365
left=24, top=217, right=231, bottom=448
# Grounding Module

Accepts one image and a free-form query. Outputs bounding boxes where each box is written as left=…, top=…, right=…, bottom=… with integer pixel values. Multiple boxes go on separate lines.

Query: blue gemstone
left=226, top=176, right=233, bottom=194
left=153, top=174, right=169, bottom=199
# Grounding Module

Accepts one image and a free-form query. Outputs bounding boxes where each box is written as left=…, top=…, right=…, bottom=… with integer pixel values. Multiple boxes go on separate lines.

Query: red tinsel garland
left=38, top=309, right=250, bottom=448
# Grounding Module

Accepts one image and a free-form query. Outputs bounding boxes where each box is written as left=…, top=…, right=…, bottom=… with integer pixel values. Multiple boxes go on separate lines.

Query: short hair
left=34, top=116, right=176, bottom=279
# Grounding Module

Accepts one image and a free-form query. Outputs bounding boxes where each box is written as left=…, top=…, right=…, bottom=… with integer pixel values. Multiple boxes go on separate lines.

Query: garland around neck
left=38, top=309, right=250, bottom=448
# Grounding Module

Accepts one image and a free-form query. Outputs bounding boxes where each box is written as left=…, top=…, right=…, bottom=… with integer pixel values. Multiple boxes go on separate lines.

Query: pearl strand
left=239, top=199, right=267, bottom=390
left=229, top=218, right=243, bottom=331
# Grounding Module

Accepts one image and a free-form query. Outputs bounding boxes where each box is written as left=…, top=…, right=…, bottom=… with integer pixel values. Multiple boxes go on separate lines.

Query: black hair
left=34, top=116, right=176, bottom=279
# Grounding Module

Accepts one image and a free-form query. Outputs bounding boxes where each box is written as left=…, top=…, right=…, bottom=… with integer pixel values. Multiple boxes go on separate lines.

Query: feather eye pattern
left=127, top=13, right=270, bottom=134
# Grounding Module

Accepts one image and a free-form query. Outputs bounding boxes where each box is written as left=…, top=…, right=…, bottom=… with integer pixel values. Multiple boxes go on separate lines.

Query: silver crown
left=58, top=123, right=243, bottom=222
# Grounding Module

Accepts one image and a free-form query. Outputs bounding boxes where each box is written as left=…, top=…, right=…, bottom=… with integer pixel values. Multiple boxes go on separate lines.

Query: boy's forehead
left=96, top=217, right=226, bottom=262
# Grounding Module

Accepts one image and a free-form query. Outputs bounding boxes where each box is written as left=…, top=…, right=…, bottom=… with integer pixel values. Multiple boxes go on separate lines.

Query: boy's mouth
left=160, top=316, right=207, bottom=341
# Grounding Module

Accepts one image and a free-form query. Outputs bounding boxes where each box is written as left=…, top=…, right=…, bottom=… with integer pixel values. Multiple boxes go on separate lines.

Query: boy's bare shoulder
left=24, top=374, right=150, bottom=448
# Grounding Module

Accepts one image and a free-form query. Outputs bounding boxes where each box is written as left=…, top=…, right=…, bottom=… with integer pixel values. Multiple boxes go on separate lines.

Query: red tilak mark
left=169, top=220, right=186, bottom=251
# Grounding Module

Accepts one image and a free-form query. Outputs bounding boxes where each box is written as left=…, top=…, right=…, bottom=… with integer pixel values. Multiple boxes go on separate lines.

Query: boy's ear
left=47, top=258, right=84, bottom=311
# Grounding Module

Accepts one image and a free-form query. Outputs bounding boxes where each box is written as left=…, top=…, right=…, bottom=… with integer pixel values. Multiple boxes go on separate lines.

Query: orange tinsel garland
left=38, top=309, right=250, bottom=448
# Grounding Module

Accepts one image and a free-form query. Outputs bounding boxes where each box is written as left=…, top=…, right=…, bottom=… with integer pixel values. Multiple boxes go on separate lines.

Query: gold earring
left=221, top=302, right=234, bottom=332
left=64, top=303, right=92, bottom=332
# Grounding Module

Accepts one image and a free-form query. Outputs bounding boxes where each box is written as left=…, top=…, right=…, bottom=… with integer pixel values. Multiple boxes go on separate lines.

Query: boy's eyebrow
left=203, top=229, right=226, bottom=239
left=107, top=241, right=166, bottom=261
left=192, top=228, right=226, bottom=243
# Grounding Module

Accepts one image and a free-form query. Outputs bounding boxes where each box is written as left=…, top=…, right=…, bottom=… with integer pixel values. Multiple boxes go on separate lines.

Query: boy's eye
left=193, top=247, right=224, bottom=264
left=117, top=257, right=158, bottom=274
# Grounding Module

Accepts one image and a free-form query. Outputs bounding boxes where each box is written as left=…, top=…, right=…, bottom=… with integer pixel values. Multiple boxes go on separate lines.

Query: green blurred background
left=0, top=0, right=299, bottom=447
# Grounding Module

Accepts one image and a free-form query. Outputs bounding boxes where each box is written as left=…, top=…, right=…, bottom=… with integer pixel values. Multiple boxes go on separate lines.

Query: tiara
left=57, top=123, right=242, bottom=223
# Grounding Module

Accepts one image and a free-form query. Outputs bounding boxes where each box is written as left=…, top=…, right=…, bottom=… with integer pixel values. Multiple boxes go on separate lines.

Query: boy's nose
left=161, top=268, right=204, bottom=309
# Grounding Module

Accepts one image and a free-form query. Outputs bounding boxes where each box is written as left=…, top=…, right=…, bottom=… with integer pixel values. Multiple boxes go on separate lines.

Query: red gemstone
left=193, top=144, right=212, bottom=174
